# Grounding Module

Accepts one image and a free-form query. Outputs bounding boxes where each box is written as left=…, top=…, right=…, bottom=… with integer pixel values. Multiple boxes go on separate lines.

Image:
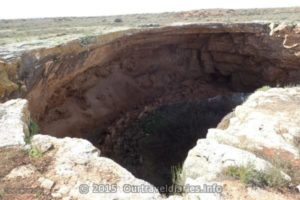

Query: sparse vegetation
left=224, top=164, right=289, bottom=188
left=170, top=164, right=184, bottom=194
left=25, top=119, right=39, bottom=144
left=256, top=85, right=271, bottom=92
left=259, top=154, right=300, bottom=186
left=114, top=18, right=123, bottom=23
left=79, top=35, right=96, bottom=46
left=0, top=189, right=5, bottom=199
left=171, top=164, right=184, bottom=187
left=29, top=119, right=39, bottom=136
left=0, top=148, right=51, bottom=200
left=28, top=146, right=43, bottom=159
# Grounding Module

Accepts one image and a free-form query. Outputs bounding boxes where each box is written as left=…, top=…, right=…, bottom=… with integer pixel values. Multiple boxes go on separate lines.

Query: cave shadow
left=99, top=93, right=248, bottom=194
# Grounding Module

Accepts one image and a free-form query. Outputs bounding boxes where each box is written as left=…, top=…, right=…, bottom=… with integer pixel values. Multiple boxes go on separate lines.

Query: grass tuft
left=28, top=146, right=43, bottom=159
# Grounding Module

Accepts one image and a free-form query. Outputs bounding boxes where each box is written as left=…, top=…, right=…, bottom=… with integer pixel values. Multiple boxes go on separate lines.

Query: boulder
left=0, top=99, right=29, bottom=148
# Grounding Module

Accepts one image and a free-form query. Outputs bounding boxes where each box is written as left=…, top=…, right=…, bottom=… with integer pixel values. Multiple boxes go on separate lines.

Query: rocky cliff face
left=1, top=23, right=299, bottom=139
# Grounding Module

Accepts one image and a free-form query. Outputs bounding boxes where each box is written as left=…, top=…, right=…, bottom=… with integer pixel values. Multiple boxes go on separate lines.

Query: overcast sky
left=1, top=0, right=300, bottom=19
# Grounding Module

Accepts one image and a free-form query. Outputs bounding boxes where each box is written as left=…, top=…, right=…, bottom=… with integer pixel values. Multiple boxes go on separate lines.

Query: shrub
left=267, top=154, right=300, bottom=185
left=224, top=164, right=289, bottom=188
left=114, top=18, right=123, bottom=23
left=25, top=119, right=39, bottom=144
left=29, top=119, right=39, bottom=136
left=79, top=35, right=96, bottom=46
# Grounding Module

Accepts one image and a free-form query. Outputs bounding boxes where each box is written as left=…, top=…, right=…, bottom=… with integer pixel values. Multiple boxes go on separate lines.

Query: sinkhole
left=17, top=24, right=300, bottom=194
left=97, top=94, right=247, bottom=192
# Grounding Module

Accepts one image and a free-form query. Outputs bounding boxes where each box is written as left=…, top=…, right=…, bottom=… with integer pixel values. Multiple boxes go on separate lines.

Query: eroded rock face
left=0, top=23, right=297, bottom=139
left=0, top=88, right=300, bottom=199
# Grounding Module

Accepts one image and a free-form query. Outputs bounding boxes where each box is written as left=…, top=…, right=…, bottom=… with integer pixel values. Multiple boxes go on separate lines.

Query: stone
left=207, top=87, right=300, bottom=158
left=182, top=139, right=290, bottom=182
left=38, top=177, right=55, bottom=190
left=30, top=134, right=161, bottom=199
left=296, top=184, right=300, bottom=192
left=4, top=164, right=36, bottom=179
left=0, top=99, right=30, bottom=148
left=31, top=134, right=53, bottom=153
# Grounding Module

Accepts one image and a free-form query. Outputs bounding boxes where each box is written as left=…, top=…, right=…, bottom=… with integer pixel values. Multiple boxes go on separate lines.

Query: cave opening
left=22, top=25, right=299, bottom=194
left=96, top=94, right=247, bottom=193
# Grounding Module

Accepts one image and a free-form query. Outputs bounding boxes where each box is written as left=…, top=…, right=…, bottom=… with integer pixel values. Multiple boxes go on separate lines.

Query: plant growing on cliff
left=29, top=119, right=39, bottom=136
left=171, top=164, right=184, bottom=193
left=25, top=119, right=40, bottom=144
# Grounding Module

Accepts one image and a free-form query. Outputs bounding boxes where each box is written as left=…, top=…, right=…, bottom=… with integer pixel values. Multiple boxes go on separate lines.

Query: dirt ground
left=0, top=148, right=52, bottom=200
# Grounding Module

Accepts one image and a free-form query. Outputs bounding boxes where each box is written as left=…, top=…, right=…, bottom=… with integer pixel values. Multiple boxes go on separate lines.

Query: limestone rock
left=38, top=177, right=55, bottom=190
left=207, top=87, right=300, bottom=158
left=30, top=135, right=161, bottom=200
left=296, top=184, right=300, bottom=192
left=0, top=99, right=29, bottom=148
left=31, top=134, right=53, bottom=153
left=4, top=164, right=36, bottom=179
left=182, top=139, right=290, bottom=182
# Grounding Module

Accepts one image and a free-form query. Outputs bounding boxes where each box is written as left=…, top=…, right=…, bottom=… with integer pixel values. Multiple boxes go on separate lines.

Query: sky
left=1, top=0, right=300, bottom=19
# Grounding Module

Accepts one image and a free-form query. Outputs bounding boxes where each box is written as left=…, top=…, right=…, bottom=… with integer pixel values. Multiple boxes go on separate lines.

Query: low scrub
left=224, top=164, right=289, bottom=188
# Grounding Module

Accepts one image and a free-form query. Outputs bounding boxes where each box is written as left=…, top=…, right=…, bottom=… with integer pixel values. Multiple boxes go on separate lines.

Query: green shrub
left=79, top=35, right=96, bottom=46
left=29, top=119, right=39, bottom=136
left=25, top=119, right=39, bottom=144
left=224, top=164, right=289, bottom=188
left=267, top=154, right=300, bottom=185
left=226, top=165, right=248, bottom=179
left=263, top=167, right=290, bottom=188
